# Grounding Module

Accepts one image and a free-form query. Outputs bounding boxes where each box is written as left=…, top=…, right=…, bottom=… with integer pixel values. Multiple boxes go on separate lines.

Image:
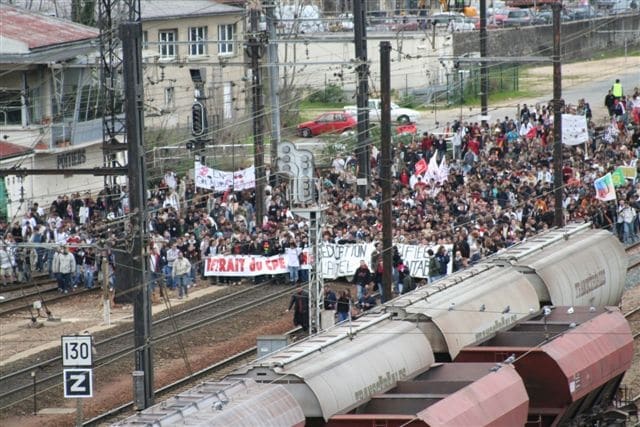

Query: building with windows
left=0, top=3, right=109, bottom=221
left=139, top=0, right=247, bottom=131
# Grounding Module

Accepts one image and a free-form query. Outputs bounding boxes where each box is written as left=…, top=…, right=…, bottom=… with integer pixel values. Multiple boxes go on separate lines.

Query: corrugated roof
left=0, top=141, right=33, bottom=160
left=140, top=0, right=243, bottom=20
left=0, top=4, right=98, bottom=52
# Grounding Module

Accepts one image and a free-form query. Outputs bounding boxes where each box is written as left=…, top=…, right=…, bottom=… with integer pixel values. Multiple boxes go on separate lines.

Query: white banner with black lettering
left=204, top=242, right=453, bottom=279
left=194, top=162, right=255, bottom=192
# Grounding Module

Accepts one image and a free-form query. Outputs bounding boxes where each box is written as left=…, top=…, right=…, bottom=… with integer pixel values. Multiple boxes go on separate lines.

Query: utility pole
left=552, top=2, right=564, bottom=228
left=248, top=7, right=266, bottom=228
left=479, top=0, right=489, bottom=126
left=353, top=0, right=371, bottom=198
left=120, top=21, right=153, bottom=409
left=380, top=42, right=393, bottom=303
left=265, top=0, right=281, bottom=174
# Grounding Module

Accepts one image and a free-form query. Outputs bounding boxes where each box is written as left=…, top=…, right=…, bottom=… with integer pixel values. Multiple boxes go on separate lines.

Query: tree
left=71, top=0, right=96, bottom=27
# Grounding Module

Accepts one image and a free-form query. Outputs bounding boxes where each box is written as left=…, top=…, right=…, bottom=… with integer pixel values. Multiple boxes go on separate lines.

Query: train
left=115, top=223, right=631, bottom=426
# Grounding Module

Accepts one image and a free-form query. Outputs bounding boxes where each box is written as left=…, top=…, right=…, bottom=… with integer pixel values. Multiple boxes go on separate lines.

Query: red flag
left=415, top=158, right=427, bottom=175
left=526, top=127, right=537, bottom=139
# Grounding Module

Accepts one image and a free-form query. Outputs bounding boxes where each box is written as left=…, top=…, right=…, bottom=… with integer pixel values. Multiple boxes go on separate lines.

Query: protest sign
left=194, top=162, right=255, bottom=192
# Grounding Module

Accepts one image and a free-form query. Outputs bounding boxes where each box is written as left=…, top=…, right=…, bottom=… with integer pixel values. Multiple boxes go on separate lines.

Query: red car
left=297, top=112, right=356, bottom=137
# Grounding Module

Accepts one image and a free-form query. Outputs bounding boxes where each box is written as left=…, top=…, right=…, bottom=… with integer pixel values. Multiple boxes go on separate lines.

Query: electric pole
left=248, top=7, right=266, bottom=228
left=552, top=2, right=564, bottom=227
left=479, top=0, right=489, bottom=125
left=265, top=0, right=281, bottom=174
left=353, top=0, right=371, bottom=198
left=120, top=21, right=153, bottom=409
left=380, top=42, right=393, bottom=303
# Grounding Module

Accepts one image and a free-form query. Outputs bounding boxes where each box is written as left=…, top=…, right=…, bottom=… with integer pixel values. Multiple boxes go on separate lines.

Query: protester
left=287, top=286, right=309, bottom=332
left=336, top=289, right=352, bottom=322
left=172, top=251, right=192, bottom=299
left=1, top=91, right=638, bottom=300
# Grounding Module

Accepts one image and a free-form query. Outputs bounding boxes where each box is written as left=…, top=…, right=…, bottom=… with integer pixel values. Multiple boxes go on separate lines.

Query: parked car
left=454, top=16, right=477, bottom=31
left=344, top=99, right=421, bottom=123
left=429, top=11, right=465, bottom=26
left=501, top=8, right=535, bottom=26
left=391, top=16, right=420, bottom=31
left=335, top=13, right=354, bottom=31
left=566, top=5, right=603, bottom=19
left=535, top=7, right=575, bottom=23
left=297, top=112, right=357, bottom=137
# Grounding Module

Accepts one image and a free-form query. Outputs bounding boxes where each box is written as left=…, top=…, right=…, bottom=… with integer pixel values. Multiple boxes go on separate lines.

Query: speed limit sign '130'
left=62, top=335, right=93, bottom=367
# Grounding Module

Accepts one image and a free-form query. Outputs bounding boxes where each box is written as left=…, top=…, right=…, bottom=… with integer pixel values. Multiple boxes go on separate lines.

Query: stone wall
left=452, top=12, right=640, bottom=60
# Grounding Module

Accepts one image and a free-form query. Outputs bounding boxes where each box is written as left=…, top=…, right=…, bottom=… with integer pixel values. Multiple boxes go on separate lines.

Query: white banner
left=204, top=242, right=453, bottom=279
left=194, top=162, right=256, bottom=192
left=395, top=243, right=454, bottom=277
left=562, top=114, right=589, bottom=146
left=319, top=243, right=373, bottom=280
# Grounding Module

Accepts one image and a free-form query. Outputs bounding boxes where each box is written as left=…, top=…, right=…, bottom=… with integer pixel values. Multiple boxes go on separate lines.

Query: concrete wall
left=452, top=13, right=640, bottom=60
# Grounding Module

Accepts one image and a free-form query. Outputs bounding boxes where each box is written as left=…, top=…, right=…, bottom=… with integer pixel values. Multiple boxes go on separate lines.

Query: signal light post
left=191, top=102, right=206, bottom=138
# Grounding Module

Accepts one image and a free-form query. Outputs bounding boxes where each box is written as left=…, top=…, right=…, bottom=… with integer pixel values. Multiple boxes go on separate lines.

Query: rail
left=82, top=326, right=301, bottom=426
left=0, top=281, right=294, bottom=411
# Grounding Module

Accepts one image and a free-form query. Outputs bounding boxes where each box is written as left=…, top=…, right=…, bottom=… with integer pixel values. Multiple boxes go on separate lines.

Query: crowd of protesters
left=1, top=85, right=639, bottom=312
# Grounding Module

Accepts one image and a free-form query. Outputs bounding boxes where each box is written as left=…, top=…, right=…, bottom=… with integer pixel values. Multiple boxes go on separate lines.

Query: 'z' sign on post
left=63, top=369, right=93, bottom=398
left=62, top=335, right=93, bottom=398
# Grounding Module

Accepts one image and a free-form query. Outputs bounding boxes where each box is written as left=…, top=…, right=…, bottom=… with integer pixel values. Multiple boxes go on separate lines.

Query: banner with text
left=194, top=162, right=256, bottom=192
left=204, top=254, right=287, bottom=276
left=204, top=242, right=453, bottom=279
left=319, top=243, right=373, bottom=280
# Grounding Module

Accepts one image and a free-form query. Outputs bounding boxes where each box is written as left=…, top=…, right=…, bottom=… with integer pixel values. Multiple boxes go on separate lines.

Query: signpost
left=62, top=335, right=92, bottom=367
left=63, top=369, right=93, bottom=398
left=62, top=335, right=93, bottom=426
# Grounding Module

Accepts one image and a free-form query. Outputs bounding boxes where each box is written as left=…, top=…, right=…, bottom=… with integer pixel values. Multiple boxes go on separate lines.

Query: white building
left=0, top=3, right=108, bottom=221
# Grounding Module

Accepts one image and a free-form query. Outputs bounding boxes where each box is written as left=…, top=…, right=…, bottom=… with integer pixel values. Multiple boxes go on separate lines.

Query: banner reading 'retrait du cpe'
left=204, top=242, right=453, bottom=279
left=194, top=162, right=255, bottom=192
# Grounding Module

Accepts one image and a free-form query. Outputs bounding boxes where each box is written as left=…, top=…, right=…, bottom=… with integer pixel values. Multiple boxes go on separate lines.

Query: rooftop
left=0, top=141, right=34, bottom=161
left=0, top=4, right=98, bottom=54
left=140, top=0, right=243, bottom=20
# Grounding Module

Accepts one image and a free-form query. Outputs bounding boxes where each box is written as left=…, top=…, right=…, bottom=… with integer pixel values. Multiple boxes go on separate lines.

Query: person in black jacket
left=287, top=286, right=309, bottom=332
left=336, top=290, right=352, bottom=322
left=352, top=260, right=371, bottom=300
left=435, top=245, right=450, bottom=278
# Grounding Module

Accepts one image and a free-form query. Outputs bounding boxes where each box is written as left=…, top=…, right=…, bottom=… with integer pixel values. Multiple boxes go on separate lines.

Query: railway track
left=627, top=242, right=640, bottom=270
left=0, top=281, right=294, bottom=413
left=0, top=285, right=98, bottom=317
left=83, top=327, right=302, bottom=426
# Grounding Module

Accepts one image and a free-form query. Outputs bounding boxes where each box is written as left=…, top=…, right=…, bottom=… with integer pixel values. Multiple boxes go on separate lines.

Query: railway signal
left=191, top=102, right=207, bottom=137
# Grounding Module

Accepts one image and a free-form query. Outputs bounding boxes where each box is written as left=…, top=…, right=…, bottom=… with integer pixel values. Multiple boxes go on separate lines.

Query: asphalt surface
left=289, top=68, right=639, bottom=151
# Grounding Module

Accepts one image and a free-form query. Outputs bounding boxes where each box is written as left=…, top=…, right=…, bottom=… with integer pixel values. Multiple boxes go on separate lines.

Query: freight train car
left=114, top=224, right=629, bottom=426
left=326, top=307, right=633, bottom=427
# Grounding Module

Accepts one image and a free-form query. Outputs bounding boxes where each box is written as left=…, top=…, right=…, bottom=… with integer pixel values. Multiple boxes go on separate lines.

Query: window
left=164, top=87, right=175, bottom=109
left=0, top=90, right=22, bottom=125
left=188, top=26, right=208, bottom=56
left=142, top=30, right=148, bottom=49
left=218, top=24, right=235, bottom=55
left=158, top=29, right=177, bottom=58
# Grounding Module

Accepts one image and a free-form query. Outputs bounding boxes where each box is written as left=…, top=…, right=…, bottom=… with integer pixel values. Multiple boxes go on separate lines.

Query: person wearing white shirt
left=284, top=241, right=301, bottom=285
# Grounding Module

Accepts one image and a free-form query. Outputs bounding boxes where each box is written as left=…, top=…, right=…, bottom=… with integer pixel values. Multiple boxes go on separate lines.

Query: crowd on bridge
left=1, top=84, right=639, bottom=311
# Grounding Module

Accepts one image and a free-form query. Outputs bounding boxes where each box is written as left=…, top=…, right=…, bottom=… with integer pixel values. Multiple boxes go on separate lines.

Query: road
left=287, top=67, right=639, bottom=155
left=415, top=69, right=640, bottom=131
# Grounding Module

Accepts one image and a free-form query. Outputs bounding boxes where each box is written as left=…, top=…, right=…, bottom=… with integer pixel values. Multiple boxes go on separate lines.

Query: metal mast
left=98, top=0, right=141, bottom=187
